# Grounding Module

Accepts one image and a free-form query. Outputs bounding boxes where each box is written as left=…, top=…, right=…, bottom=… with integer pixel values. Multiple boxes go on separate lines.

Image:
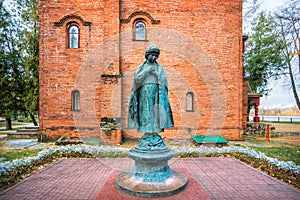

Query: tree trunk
left=278, top=18, right=300, bottom=110
left=288, top=61, right=300, bottom=110
left=298, top=54, right=300, bottom=73
left=29, top=112, right=38, bottom=127
left=6, top=117, right=12, bottom=130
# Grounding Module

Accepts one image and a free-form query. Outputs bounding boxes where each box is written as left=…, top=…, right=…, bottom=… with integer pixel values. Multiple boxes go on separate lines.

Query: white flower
left=174, top=145, right=300, bottom=174
left=0, top=144, right=299, bottom=176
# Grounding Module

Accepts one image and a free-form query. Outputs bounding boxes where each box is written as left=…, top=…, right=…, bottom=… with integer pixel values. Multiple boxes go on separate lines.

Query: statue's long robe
left=128, top=61, right=174, bottom=133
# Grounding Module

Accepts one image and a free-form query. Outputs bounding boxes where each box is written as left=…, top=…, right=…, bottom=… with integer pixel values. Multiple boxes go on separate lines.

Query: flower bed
left=174, top=146, right=300, bottom=174
left=0, top=145, right=128, bottom=176
left=0, top=145, right=299, bottom=190
left=175, top=146, right=300, bottom=188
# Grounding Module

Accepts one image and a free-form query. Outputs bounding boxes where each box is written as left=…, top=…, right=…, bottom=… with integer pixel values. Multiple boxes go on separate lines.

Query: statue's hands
left=147, top=65, right=156, bottom=74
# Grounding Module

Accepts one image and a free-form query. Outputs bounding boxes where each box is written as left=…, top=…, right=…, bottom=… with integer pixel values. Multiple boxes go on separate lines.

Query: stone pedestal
left=116, top=133, right=188, bottom=197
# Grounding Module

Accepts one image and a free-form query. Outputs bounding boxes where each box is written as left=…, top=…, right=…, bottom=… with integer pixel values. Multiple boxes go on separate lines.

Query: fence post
left=266, top=124, right=271, bottom=141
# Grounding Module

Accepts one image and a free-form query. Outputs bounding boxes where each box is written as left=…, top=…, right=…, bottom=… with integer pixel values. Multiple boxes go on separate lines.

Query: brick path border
left=0, top=157, right=299, bottom=200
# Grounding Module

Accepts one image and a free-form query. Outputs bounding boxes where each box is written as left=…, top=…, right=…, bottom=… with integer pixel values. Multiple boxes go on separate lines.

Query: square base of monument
left=115, top=170, right=188, bottom=198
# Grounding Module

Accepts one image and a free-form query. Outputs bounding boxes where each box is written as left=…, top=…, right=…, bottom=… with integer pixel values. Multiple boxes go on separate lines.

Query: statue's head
left=145, top=45, right=160, bottom=63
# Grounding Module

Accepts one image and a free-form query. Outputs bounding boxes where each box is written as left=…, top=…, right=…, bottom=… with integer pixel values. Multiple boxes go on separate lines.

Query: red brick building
left=39, top=0, right=246, bottom=144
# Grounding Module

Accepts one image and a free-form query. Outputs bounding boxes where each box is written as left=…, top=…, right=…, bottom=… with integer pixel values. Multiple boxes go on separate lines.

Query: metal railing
left=259, top=116, right=300, bottom=123
left=244, top=122, right=300, bottom=144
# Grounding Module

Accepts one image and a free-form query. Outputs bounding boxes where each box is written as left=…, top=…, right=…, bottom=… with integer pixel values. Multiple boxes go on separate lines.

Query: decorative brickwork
left=53, top=14, right=92, bottom=27
left=121, top=11, right=161, bottom=24
left=39, top=0, right=244, bottom=144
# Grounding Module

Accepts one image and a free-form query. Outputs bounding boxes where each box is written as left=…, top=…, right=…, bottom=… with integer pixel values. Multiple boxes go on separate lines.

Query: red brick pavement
left=96, top=169, right=210, bottom=200
left=0, top=157, right=299, bottom=200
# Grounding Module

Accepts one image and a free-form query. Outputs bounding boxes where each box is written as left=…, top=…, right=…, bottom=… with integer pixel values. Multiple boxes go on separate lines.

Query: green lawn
left=0, top=141, right=6, bottom=148
left=0, top=148, right=43, bottom=162
left=1, top=135, right=299, bottom=166
left=235, top=137, right=300, bottom=165
left=0, top=121, right=32, bottom=128
left=250, top=145, right=300, bottom=165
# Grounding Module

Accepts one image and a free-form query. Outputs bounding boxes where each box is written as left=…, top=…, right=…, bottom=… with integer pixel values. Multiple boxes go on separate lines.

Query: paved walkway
left=0, top=157, right=299, bottom=200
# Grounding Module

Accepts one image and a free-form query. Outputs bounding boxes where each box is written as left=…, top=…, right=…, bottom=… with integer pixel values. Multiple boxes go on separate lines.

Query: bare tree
left=274, top=0, right=300, bottom=109
left=243, top=0, right=261, bottom=32
left=243, top=0, right=261, bottom=19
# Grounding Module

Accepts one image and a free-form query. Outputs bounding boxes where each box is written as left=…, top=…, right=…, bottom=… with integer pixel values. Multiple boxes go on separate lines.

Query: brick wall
left=39, top=0, right=243, bottom=144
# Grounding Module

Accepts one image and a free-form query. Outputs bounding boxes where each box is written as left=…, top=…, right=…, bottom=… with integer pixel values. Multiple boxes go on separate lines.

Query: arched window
left=186, top=92, right=193, bottom=112
left=134, top=20, right=146, bottom=40
left=71, top=90, right=80, bottom=111
left=68, top=23, right=79, bottom=48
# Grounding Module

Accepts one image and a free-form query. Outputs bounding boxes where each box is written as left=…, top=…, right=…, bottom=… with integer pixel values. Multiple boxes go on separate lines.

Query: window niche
left=134, top=20, right=146, bottom=41
left=71, top=90, right=80, bottom=111
left=67, top=23, right=80, bottom=48
left=53, top=15, right=91, bottom=49
left=186, top=92, right=194, bottom=112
